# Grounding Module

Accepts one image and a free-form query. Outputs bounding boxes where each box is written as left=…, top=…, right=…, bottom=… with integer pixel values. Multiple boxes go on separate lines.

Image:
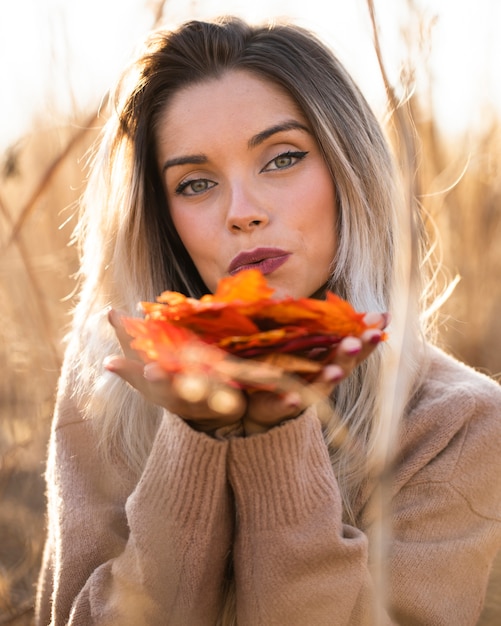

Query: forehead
left=155, top=69, right=307, bottom=150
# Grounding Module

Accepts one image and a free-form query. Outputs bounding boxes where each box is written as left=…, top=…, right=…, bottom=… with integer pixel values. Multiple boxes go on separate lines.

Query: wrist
left=243, top=410, right=305, bottom=437
left=186, top=418, right=245, bottom=440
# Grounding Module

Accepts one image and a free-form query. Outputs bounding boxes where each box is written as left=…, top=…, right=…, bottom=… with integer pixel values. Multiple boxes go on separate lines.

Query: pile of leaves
left=123, top=270, right=384, bottom=388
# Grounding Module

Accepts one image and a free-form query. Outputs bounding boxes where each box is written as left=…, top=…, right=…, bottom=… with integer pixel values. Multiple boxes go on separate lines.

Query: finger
left=144, top=362, right=171, bottom=383
left=334, top=336, right=363, bottom=373
left=309, top=335, right=371, bottom=395
left=308, top=363, right=345, bottom=399
left=334, top=322, right=386, bottom=372
left=363, top=311, right=390, bottom=330
left=147, top=366, right=247, bottom=422
left=108, top=308, right=141, bottom=361
left=245, top=389, right=303, bottom=428
left=104, top=355, right=148, bottom=392
left=357, top=327, right=385, bottom=362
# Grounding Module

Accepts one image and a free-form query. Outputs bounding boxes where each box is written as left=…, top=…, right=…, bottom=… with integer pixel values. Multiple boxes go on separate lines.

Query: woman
left=36, top=16, right=501, bottom=625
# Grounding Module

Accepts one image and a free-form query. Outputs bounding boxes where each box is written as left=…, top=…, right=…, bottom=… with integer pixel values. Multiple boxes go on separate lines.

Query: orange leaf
left=123, top=269, right=386, bottom=388
left=207, top=269, right=275, bottom=303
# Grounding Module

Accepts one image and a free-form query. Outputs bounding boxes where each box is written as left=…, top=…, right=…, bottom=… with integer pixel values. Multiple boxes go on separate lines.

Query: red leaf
left=123, top=269, right=386, bottom=388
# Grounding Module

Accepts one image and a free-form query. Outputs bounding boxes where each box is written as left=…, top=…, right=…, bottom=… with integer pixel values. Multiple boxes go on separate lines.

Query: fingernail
left=103, top=356, right=118, bottom=372
left=108, top=308, right=118, bottom=327
left=144, top=362, right=167, bottom=382
left=284, top=392, right=302, bottom=409
left=346, top=346, right=362, bottom=356
left=363, top=311, right=390, bottom=330
left=368, top=331, right=382, bottom=345
left=323, top=364, right=344, bottom=383
left=363, top=311, right=382, bottom=326
left=342, top=337, right=362, bottom=356
left=108, top=308, right=126, bottom=329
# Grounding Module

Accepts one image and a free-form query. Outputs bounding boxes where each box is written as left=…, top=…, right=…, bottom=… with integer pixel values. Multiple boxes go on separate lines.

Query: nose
left=225, top=185, right=270, bottom=233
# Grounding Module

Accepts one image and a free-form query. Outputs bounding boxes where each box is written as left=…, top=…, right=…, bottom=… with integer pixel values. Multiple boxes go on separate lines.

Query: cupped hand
left=104, top=309, right=387, bottom=437
left=242, top=312, right=388, bottom=435
left=104, top=309, right=247, bottom=433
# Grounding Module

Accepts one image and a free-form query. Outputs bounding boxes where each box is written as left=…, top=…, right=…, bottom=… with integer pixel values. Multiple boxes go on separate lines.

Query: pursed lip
left=228, top=247, right=291, bottom=275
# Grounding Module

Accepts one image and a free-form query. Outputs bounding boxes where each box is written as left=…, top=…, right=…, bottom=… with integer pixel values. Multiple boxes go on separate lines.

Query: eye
left=262, top=150, right=308, bottom=172
left=175, top=178, right=217, bottom=196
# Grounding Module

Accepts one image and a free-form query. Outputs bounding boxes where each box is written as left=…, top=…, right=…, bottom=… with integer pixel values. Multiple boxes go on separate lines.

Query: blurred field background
left=1, top=0, right=500, bottom=624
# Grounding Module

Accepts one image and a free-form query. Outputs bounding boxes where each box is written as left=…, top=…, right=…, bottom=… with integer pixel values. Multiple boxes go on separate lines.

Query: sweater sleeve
left=386, top=376, right=501, bottom=626
left=227, top=408, right=378, bottom=626
left=227, top=391, right=501, bottom=626
left=36, top=393, right=232, bottom=626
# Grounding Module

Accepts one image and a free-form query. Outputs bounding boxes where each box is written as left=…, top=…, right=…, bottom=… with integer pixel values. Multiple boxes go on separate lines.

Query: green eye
left=274, top=154, right=294, bottom=168
left=263, top=150, right=308, bottom=172
left=175, top=178, right=217, bottom=196
left=190, top=180, right=210, bottom=193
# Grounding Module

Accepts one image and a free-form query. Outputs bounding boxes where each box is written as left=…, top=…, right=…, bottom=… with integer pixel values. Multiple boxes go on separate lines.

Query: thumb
left=108, top=308, right=142, bottom=361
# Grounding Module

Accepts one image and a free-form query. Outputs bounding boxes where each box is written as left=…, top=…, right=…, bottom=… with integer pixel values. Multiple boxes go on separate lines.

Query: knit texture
left=35, top=346, right=501, bottom=625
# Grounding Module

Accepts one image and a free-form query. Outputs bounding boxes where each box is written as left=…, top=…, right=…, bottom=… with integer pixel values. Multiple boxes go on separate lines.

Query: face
left=156, top=70, right=337, bottom=299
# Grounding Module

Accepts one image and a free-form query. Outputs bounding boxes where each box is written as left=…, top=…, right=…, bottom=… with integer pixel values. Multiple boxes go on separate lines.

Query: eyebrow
left=161, top=120, right=311, bottom=173
left=247, top=120, right=311, bottom=148
left=162, top=153, right=208, bottom=172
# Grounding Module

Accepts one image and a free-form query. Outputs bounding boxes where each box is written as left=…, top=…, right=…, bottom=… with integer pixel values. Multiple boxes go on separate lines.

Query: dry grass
left=0, top=122, right=100, bottom=623
left=418, top=112, right=501, bottom=375
left=0, top=5, right=500, bottom=624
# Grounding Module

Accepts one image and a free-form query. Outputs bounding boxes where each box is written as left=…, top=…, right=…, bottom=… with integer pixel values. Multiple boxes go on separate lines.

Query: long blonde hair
left=66, top=16, right=429, bottom=521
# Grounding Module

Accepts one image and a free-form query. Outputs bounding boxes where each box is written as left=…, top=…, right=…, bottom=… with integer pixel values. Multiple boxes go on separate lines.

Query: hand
left=104, top=309, right=387, bottom=437
left=104, top=309, right=247, bottom=433
left=241, top=312, right=387, bottom=435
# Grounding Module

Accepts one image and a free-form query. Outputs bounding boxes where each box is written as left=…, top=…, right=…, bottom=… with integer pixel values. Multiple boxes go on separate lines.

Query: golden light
left=1, top=0, right=500, bottom=149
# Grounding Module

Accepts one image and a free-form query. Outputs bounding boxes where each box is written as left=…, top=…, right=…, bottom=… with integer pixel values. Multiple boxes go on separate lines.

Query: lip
left=228, top=247, right=291, bottom=276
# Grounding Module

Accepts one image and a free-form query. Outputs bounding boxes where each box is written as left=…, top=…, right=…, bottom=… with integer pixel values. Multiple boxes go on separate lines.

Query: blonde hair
left=66, top=16, right=429, bottom=522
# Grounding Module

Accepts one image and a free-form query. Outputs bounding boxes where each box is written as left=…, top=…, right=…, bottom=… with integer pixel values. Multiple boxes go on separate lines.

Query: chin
left=268, top=282, right=305, bottom=301
left=263, top=278, right=294, bottom=300
left=267, top=278, right=328, bottom=301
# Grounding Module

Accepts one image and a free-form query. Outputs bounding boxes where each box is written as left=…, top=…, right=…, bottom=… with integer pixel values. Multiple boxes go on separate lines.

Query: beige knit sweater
left=35, top=346, right=501, bottom=625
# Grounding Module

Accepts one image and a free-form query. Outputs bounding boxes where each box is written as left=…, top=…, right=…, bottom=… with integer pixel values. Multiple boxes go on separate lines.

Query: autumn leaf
left=123, top=269, right=386, bottom=388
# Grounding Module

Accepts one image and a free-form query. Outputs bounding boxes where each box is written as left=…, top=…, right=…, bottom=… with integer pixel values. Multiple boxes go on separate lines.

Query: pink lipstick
left=228, top=247, right=290, bottom=276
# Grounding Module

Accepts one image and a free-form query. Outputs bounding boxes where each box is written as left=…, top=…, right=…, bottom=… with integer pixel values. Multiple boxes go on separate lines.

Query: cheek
left=170, top=207, right=203, bottom=257
left=305, top=180, right=338, bottom=262
left=177, top=228, right=212, bottom=266
left=170, top=208, right=222, bottom=289
left=295, top=174, right=337, bottom=236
